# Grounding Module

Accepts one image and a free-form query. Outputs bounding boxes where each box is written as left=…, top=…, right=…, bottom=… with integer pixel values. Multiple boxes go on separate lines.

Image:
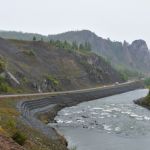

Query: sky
left=0, top=0, right=150, bottom=47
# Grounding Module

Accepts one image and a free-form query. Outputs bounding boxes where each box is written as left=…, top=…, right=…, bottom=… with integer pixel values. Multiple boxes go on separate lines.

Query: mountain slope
left=48, top=30, right=150, bottom=74
left=0, top=38, right=124, bottom=93
left=1, top=30, right=149, bottom=74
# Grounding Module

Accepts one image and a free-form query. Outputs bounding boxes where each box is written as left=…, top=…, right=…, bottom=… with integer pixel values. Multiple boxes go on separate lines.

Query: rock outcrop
left=48, top=30, right=150, bottom=73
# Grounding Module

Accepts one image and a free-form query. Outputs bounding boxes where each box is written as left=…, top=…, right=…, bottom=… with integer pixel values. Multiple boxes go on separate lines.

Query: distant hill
left=0, top=30, right=48, bottom=41
left=0, top=30, right=150, bottom=74
left=0, top=38, right=123, bottom=93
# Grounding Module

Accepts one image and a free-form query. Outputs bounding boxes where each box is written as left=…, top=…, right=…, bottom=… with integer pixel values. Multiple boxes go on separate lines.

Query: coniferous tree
left=33, top=36, right=36, bottom=41
left=72, top=41, right=78, bottom=50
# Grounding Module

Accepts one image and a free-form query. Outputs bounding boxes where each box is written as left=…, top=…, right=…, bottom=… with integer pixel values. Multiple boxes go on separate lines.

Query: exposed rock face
left=128, top=40, right=150, bottom=71
left=1, top=30, right=149, bottom=73
left=48, top=31, right=150, bottom=73
left=0, top=38, right=124, bottom=93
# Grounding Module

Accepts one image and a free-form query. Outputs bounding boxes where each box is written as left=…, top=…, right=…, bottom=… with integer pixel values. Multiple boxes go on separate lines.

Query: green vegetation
left=0, top=97, right=68, bottom=150
left=144, top=78, right=150, bottom=87
left=33, top=36, right=36, bottom=41
left=22, top=49, right=35, bottom=56
left=46, top=74, right=59, bottom=87
left=12, top=131, right=27, bottom=145
left=119, top=71, right=128, bottom=81
left=136, top=90, right=150, bottom=108
left=0, top=76, right=13, bottom=93
left=49, top=39, right=91, bottom=52
left=0, top=57, right=6, bottom=72
left=116, top=65, right=143, bottom=81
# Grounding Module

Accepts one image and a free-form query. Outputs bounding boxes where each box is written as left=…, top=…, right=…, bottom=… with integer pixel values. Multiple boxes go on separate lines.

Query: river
left=50, top=89, right=150, bottom=150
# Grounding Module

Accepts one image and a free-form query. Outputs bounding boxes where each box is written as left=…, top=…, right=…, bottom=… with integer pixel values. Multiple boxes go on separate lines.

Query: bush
left=12, top=131, right=27, bottom=145
left=22, top=50, right=35, bottom=56
left=0, top=59, right=6, bottom=72
left=45, top=75, right=59, bottom=86
left=0, top=76, right=13, bottom=93
left=144, top=78, right=150, bottom=86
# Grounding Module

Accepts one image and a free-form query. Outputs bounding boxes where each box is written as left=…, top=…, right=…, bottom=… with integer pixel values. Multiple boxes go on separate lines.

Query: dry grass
left=0, top=97, right=68, bottom=150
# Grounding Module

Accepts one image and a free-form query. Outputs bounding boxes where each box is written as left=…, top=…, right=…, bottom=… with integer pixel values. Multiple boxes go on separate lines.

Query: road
left=0, top=80, right=139, bottom=99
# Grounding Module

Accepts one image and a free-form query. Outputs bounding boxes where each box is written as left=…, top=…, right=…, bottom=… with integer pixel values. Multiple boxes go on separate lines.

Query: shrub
left=45, top=75, right=59, bottom=86
left=0, top=76, right=13, bottom=93
left=0, top=58, right=6, bottom=72
left=22, top=50, right=35, bottom=56
left=144, top=78, right=150, bottom=86
left=6, top=119, right=16, bottom=129
left=12, top=131, right=27, bottom=145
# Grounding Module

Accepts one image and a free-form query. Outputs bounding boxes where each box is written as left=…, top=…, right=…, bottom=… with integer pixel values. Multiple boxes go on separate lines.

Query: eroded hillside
left=0, top=38, right=124, bottom=93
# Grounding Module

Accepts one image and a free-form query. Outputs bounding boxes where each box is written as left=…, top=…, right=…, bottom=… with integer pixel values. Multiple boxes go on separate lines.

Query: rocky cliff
left=48, top=30, right=150, bottom=73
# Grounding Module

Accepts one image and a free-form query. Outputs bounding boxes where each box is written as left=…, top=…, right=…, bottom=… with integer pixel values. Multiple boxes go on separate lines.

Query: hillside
left=48, top=30, right=150, bottom=74
left=0, top=38, right=124, bottom=93
left=0, top=30, right=150, bottom=74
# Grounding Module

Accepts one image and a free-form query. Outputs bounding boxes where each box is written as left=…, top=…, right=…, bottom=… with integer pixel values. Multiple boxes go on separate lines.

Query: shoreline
left=17, top=80, right=144, bottom=149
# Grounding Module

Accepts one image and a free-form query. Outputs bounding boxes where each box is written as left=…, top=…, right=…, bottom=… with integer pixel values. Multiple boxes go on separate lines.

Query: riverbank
left=55, top=89, right=150, bottom=150
left=38, top=81, right=144, bottom=123
left=134, top=89, right=150, bottom=109
left=17, top=80, right=144, bottom=149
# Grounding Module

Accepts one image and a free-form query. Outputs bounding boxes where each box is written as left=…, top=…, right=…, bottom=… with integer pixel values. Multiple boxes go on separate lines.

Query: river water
left=50, top=89, right=150, bottom=150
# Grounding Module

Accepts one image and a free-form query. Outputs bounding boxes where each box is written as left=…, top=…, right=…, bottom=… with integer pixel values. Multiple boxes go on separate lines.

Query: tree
left=55, top=40, right=62, bottom=48
left=63, top=40, right=71, bottom=49
left=72, top=41, right=78, bottom=50
left=49, top=40, right=54, bottom=45
left=84, top=41, right=91, bottom=51
left=79, top=43, right=84, bottom=50
left=33, top=36, right=36, bottom=41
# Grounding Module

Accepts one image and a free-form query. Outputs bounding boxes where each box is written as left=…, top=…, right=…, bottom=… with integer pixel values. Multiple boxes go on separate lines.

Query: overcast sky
left=0, top=0, right=150, bottom=47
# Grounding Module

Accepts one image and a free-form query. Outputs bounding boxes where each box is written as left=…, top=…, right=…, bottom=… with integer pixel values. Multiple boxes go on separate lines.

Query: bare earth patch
left=0, top=134, right=24, bottom=150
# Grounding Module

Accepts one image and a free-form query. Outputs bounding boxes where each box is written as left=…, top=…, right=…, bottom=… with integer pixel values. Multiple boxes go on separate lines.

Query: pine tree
left=33, top=36, right=36, bottom=41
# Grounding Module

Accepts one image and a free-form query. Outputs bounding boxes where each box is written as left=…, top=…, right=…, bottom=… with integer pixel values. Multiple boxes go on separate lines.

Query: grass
left=22, top=50, right=35, bottom=56
left=0, top=97, right=68, bottom=150
left=12, top=131, right=27, bottom=145
left=0, top=58, right=6, bottom=72
left=0, top=76, right=24, bottom=94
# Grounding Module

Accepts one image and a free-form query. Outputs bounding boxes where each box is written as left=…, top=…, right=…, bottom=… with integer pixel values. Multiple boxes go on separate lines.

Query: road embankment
left=17, top=80, right=144, bottom=147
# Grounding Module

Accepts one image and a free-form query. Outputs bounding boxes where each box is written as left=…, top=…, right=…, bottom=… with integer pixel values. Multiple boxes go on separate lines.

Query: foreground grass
left=0, top=97, right=68, bottom=150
